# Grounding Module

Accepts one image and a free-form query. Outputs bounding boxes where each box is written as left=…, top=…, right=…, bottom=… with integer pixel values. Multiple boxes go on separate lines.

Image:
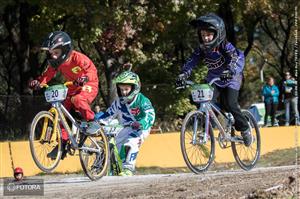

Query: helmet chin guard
left=114, top=71, right=141, bottom=103
left=41, top=31, right=72, bottom=68
left=190, top=13, right=226, bottom=51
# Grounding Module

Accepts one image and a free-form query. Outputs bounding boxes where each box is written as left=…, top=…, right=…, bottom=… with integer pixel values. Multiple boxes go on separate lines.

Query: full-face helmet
left=41, top=31, right=72, bottom=68
left=190, top=13, right=226, bottom=51
left=114, top=71, right=141, bottom=103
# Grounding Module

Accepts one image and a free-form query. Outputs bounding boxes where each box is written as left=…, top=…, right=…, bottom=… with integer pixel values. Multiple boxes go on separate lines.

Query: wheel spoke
left=231, top=110, right=260, bottom=170
left=79, top=132, right=109, bottom=181
left=29, top=111, right=62, bottom=172
left=181, top=111, right=215, bottom=174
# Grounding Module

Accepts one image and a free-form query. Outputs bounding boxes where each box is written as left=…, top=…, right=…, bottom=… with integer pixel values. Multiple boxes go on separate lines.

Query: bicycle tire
left=29, top=111, right=62, bottom=173
left=79, top=130, right=109, bottom=181
left=231, top=110, right=261, bottom=170
left=181, top=110, right=215, bottom=174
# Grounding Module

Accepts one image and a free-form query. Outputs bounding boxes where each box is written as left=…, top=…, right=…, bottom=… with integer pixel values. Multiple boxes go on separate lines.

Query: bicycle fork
left=109, top=138, right=123, bottom=175
left=191, top=109, right=211, bottom=145
left=39, top=107, right=60, bottom=143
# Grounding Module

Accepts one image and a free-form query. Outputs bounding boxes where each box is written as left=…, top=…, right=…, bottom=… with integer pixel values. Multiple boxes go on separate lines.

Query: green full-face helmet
left=114, top=71, right=141, bottom=103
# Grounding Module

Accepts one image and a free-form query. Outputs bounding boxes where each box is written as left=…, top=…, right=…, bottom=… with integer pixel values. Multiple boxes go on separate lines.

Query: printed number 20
left=51, top=90, right=58, bottom=98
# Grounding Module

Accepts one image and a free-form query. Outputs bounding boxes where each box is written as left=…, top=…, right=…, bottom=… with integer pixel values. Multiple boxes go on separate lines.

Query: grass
left=257, top=147, right=300, bottom=167
left=135, top=147, right=300, bottom=174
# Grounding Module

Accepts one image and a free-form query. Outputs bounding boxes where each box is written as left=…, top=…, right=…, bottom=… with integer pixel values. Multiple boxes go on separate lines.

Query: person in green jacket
left=93, top=71, right=155, bottom=176
left=262, top=77, right=279, bottom=126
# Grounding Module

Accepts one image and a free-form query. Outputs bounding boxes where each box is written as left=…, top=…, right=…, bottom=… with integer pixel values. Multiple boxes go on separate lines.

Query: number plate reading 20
left=44, top=85, right=68, bottom=102
left=191, top=84, right=213, bottom=102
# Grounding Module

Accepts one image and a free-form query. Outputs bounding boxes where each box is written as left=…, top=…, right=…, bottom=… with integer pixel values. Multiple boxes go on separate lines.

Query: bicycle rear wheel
left=181, top=110, right=215, bottom=174
left=29, top=111, right=62, bottom=173
left=79, top=130, right=109, bottom=181
left=231, top=110, right=261, bottom=170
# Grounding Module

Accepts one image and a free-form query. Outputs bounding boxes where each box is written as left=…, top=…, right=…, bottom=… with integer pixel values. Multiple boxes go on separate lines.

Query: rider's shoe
left=47, top=141, right=67, bottom=160
left=119, top=169, right=133, bottom=176
left=241, top=129, right=252, bottom=147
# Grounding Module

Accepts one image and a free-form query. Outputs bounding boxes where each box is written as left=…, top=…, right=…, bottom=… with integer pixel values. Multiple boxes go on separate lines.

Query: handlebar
left=176, top=77, right=221, bottom=90
left=40, top=81, right=74, bottom=88
left=86, top=120, right=131, bottom=136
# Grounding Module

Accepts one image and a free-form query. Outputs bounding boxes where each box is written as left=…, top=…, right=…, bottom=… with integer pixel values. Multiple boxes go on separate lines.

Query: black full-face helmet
left=41, top=31, right=72, bottom=68
left=190, top=13, right=226, bottom=51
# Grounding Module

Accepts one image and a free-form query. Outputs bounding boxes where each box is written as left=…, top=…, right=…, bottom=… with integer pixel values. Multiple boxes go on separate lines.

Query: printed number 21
left=198, top=90, right=204, bottom=98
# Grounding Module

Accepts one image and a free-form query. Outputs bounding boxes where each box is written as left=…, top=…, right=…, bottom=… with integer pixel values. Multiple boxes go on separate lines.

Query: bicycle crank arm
left=79, top=146, right=101, bottom=154
left=229, top=136, right=244, bottom=143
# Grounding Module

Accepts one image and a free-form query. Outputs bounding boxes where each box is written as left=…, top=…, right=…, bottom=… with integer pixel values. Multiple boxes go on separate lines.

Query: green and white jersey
left=100, top=93, right=155, bottom=130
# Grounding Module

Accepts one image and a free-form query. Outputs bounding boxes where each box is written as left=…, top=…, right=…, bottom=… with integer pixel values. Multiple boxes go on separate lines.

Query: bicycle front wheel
left=29, top=111, right=62, bottom=173
left=231, top=110, right=261, bottom=170
left=181, top=110, right=215, bottom=174
left=79, top=130, right=109, bottom=181
left=109, top=143, right=122, bottom=176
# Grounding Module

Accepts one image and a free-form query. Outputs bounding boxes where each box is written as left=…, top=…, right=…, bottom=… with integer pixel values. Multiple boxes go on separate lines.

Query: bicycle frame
left=47, top=101, right=101, bottom=154
left=185, top=77, right=241, bottom=145
left=199, top=102, right=229, bottom=137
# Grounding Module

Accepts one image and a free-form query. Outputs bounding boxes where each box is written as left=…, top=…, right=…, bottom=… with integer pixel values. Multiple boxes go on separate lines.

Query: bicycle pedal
left=66, top=143, right=75, bottom=155
left=230, top=136, right=243, bottom=143
left=67, top=148, right=76, bottom=156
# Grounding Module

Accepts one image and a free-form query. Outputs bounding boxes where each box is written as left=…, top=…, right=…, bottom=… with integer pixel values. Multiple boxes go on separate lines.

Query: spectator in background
left=94, top=104, right=101, bottom=114
left=281, top=71, right=299, bottom=126
left=262, top=77, right=279, bottom=127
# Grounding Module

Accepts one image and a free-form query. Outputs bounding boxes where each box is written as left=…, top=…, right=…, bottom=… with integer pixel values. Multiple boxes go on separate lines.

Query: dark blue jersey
left=181, top=41, right=245, bottom=90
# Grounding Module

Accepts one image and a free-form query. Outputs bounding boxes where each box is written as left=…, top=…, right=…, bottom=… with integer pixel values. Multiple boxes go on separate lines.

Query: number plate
left=191, top=84, right=213, bottom=102
left=44, top=85, right=68, bottom=102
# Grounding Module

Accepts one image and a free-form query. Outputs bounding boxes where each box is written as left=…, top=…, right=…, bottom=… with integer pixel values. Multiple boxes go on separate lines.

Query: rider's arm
left=37, top=65, right=57, bottom=84
left=73, top=52, right=98, bottom=82
left=97, top=100, right=119, bottom=120
left=223, top=42, right=245, bottom=75
left=138, top=98, right=155, bottom=130
left=181, top=48, right=202, bottom=78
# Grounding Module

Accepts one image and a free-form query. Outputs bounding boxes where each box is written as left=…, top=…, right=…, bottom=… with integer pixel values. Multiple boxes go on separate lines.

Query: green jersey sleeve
left=136, top=94, right=155, bottom=130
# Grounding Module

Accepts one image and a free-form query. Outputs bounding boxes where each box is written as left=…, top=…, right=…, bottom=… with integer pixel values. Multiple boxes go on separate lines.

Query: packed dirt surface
left=1, top=165, right=298, bottom=198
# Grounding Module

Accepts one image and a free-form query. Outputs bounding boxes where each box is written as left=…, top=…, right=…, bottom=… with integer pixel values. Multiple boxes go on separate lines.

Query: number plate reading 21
left=191, top=84, right=213, bottom=102
left=44, top=85, right=68, bottom=102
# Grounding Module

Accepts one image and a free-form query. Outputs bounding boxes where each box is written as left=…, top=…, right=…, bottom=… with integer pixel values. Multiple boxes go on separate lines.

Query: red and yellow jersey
left=37, top=50, right=99, bottom=94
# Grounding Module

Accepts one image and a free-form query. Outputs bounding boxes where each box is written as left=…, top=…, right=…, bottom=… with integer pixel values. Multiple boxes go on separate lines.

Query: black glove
left=74, top=76, right=89, bottom=86
left=176, top=73, right=188, bottom=88
left=220, top=70, right=233, bottom=82
left=29, top=80, right=41, bottom=90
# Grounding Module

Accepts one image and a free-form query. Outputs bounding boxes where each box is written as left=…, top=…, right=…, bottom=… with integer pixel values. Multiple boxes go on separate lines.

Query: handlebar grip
left=64, top=81, right=74, bottom=86
left=176, top=86, right=186, bottom=90
left=40, top=84, right=48, bottom=88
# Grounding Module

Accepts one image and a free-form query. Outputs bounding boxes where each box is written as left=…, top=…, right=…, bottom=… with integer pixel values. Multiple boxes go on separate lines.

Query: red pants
left=61, top=86, right=98, bottom=141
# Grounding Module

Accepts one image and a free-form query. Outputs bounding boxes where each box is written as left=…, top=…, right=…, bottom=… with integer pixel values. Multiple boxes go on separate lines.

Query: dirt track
left=1, top=165, right=299, bottom=198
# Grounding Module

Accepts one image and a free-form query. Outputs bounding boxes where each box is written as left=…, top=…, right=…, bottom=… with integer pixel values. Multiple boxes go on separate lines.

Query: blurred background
left=0, top=0, right=299, bottom=140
